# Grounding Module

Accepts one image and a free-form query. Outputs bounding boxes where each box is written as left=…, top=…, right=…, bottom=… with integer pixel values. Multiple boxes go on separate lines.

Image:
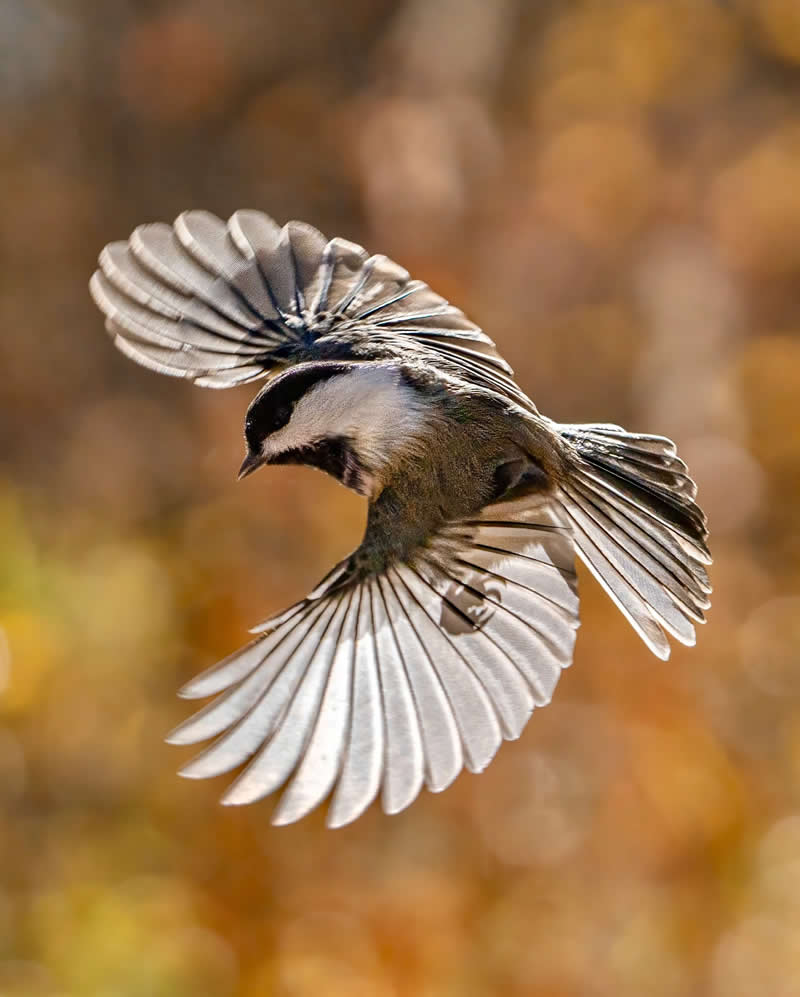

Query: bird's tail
left=554, top=422, right=711, bottom=659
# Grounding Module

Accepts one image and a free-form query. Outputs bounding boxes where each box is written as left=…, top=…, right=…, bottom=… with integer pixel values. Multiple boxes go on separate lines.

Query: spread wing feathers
left=556, top=423, right=711, bottom=661
left=90, top=209, right=529, bottom=405
left=165, top=503, right=579, bottom=827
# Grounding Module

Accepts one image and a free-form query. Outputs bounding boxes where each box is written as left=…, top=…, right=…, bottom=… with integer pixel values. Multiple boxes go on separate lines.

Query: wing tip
left=165, top=723, right=207, bottom=747
left=325, top=806, right=362, bottom=830
left=270, top=804, right=301, bottom=826
left=651, top=640, right=671, bottom=662
left=177, top=759, right=215, bottom=779
left=176, top=680, right=211, bottom=700
left=381, top=789, right=420, bottom=817
left=219, top=783, right=257, bottom=807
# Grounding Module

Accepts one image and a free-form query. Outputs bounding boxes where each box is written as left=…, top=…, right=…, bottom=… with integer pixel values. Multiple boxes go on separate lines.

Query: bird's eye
left=274, top=403, right=293, bottom=428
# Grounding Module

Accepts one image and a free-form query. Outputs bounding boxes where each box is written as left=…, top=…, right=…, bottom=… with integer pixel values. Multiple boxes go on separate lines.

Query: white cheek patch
left=262, top=366, right=427, bottom=470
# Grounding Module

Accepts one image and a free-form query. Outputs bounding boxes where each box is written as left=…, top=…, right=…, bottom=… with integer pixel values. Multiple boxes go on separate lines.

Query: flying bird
left=89, top=210, right=711, bottom=827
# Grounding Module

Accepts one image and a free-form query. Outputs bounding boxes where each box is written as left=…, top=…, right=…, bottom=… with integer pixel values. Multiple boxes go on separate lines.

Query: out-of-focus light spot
left=711, top=913, right=800, bottom=997
left=59, top=394, right=195, bottom=526
left=0, top=0, right=77, bottom=103
left=33, top=875, right=238, bottom=996
left=0, top=727, right=26, bottom=803
left=0, top=959, right=59, bottom=997
left=610, top=2, right=684, bottom=103
left=356, top=96, right=498, bottom=252
left=535, top=120, right=659, bottom=249
left=627, top=721, right=742, bottom=848
left=532, top=69, right=636, bottom=130
left=613, top=0, right=739, bottom=105
left=536, top=0, right=737, bottom=109
left=738, top=596, right=800, bottom=698
left=473, top=750, right=588, bottom=867
left=271, top=913, right=395, bottom=997
left=633, top=231, right=743, bottom=437
left=2, top=164, right=94, bottom=265
left=39, top=687, right=158, bottom=804
left=527, top=302, right=640, bottom=415
left=119, top=14, right=232, bottom=124
left=537, top=4, right=615, bottom=80
left=755, top=816, right=800, bottom=913
left=635, top=231, right=740, bottom=353
left=230, top=79, right=341, bottom=205
left=1, top=611, right=62, bottom=715
left=0, top=626, right=9, bottom=695
left=381, top=0, right=514, bottom=94
left=710, top=125, right=800, bottom=276
left=604, top=892, right=691, bottom=997
left=359, top=99, right=463, bottom=240
left=52, top=541, right=175, bottom=675
left=756, top=0, right=800, bottom=65
left=472, top=705, right=622, bottom=867
left=679, top=436, right=765, bottom=534
left=738, top=335, right=800, bottom=465
left=0, top=889, right=16, bottom=955
left=479, top=875, right=598, bottom=991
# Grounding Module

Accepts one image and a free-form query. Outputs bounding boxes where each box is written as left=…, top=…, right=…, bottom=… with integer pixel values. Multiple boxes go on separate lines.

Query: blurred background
left=2, top=0, right=800, bottom=994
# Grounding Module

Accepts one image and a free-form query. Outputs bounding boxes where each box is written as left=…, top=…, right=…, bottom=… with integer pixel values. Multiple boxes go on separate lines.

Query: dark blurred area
left=2, top=0, right=800, bottom=994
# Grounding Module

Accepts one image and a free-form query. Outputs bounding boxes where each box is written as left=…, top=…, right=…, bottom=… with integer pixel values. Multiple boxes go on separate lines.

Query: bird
left=89, top=209, right=711, bottom=828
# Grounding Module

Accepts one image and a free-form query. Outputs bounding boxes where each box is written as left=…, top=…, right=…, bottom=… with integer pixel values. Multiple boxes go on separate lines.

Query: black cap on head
left=244, top=362, right=356, bottom=452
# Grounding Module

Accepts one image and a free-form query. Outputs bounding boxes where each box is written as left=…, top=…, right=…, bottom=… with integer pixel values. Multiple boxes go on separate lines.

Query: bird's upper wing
left=166, top=493, right=579, bottom=827
left=90, top=209, right=535, bottom=411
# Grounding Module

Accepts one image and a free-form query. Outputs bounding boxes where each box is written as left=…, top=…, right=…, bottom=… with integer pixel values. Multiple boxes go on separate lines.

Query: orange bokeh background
left=2, top=2, right=800, bottom=994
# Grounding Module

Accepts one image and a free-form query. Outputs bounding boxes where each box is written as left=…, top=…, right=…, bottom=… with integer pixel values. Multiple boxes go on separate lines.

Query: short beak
left=237, top=450, right=264, bottom=480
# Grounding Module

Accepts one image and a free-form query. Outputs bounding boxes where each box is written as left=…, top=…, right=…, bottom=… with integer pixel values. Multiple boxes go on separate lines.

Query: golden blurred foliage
left=535, top=120, right=660, bottom=248
left=756, top=0, right=800, bottom=65
left=2, top=0, right=800, bottom=994
left=710, top=125, right=800, bottom=275
left=119, top=14, right=233, bottom=124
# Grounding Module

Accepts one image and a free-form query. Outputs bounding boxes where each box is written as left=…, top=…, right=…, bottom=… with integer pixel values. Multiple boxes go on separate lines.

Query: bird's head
left=238, top=362, right=427, bottom=496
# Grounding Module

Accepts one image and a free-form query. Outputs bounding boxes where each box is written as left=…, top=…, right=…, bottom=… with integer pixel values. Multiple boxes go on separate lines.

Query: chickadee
left=90, top=210, right=711, bottom=827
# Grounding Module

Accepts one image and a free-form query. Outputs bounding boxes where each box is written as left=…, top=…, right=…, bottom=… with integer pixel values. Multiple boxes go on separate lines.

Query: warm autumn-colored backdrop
left=2, top=1, right=800, bottom=994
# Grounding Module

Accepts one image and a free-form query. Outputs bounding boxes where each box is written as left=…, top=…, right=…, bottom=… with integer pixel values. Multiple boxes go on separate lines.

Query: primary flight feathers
left=89, top=208, right=533, bottom=411
left=168, top=504, right=578, bottom=828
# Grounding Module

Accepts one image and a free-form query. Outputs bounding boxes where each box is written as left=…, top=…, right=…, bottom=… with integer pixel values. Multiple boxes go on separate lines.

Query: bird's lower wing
left=166, top=499, right=579, bottom=827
